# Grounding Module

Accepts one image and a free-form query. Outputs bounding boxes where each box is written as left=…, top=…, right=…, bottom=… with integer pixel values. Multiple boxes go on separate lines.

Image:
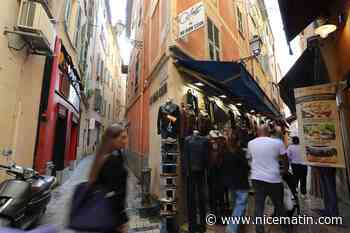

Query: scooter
left=0, top=160, right=56, bottom=229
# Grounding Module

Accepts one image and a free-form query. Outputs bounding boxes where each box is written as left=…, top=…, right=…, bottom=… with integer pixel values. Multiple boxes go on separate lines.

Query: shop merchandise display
left=156, top=90, right=267, bottom=231
left=159, top=117, right=180, bottom=232
left=207, top=131, right=228, bottom=217
left=186, top=89, right=199, bottom=116
left=198, top=110, right=212, bottom=136
left=180, top=103, right=197, bottom=138
left=184, top=131, right=209, bottom=233
left=157, top=100, right=181, bottom=139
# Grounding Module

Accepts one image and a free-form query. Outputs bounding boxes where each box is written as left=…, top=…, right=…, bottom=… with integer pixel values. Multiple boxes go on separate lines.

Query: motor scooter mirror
left=2, top=149, right=12, bottom=157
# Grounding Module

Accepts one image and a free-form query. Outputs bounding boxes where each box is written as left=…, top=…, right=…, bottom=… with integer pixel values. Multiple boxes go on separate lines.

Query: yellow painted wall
left=0, top=0, right=46, bottom=169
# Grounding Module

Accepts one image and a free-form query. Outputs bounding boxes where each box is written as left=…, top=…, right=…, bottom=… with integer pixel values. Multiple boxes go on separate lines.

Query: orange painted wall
left=176, top=0, right=241, bottom=61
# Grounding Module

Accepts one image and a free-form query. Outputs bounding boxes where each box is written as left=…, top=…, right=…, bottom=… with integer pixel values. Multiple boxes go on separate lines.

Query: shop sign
left=295, top=83, right=345, bottom=168
left=150, top=82, right=168, bottom=105
left=178, top=2, right=205, bottom=38
left=89, top=118, right=96, bottom=130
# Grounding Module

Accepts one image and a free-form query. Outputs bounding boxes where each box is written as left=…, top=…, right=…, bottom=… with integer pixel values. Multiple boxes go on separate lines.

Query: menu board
left=295, top=83, right=345, bottom=168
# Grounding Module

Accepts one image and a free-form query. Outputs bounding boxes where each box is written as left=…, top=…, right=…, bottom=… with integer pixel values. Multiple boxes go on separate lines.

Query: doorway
left=52, top=115, right=67, bottom=176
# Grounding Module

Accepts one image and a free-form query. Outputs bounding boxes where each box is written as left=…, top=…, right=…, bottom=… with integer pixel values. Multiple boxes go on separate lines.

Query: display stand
left=160, top=138, right=179, bottom=233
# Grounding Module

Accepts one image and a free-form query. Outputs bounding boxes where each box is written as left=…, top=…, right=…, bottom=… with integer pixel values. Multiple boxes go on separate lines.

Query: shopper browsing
left=220, top=128, right=250, bottom=233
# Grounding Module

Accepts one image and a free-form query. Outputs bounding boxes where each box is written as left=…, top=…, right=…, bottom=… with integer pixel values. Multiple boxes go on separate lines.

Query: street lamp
left=239, top=35, right=263, bottom=62
left=250, top=35, right=263, bottom=56
left=314, top=18, right=337, bottom=39
left=115, top=20, right=143, bottom=48
left=115, top=20, right=125, bottom=36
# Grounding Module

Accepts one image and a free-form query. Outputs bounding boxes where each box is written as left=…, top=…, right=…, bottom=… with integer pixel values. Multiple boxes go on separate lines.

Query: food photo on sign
left=295, top=83, right=346, bottom=168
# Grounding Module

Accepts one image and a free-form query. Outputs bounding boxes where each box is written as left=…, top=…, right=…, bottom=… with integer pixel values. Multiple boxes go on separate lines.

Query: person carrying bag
left=68, top=123, right=129, bottom=233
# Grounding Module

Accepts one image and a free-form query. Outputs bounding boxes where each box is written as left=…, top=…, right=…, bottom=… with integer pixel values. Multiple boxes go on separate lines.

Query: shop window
left=207, top=18, right=220, bottom=61
left=237, top=7, right=244, bottom=35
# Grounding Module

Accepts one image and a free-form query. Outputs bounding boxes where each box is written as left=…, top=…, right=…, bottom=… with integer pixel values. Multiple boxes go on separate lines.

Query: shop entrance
left=68, top=121, right=78, bottom=163
left=52, top=114, right=67, bottom=176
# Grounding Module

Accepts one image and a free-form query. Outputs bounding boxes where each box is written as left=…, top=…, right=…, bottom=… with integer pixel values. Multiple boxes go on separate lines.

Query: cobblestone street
left=38, top=155, right=350, bottom=233
left=38, top=155, right=160, bottom=233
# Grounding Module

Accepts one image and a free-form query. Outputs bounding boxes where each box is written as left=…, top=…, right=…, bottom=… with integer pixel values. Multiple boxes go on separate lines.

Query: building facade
left=125, top=0, right=283, bottom=201
left=0, top=0, right=125, bottom=183
left=77, top=0, right=125, bottom=159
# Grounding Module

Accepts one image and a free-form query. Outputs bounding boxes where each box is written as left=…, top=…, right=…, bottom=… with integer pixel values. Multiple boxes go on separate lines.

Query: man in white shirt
left=247, top=126, right=290, bottom=233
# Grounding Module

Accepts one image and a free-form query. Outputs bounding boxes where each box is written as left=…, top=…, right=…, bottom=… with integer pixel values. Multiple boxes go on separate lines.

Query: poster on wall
left=295, top=83, right=345, bottom=168
left=178, top=2, right=205, bottom=38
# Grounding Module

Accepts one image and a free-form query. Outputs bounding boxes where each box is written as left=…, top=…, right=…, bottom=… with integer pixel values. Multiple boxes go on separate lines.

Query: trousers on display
left=187, top=171, right=206, bottom=233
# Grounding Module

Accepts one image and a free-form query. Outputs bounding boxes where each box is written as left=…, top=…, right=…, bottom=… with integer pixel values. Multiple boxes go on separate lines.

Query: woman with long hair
left=220, top=128, right=250, bottom=233
left=89, top=123, right=129, bottom=233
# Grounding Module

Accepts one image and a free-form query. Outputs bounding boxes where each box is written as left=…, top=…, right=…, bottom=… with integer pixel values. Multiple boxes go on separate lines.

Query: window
left=250, top=15, right=257, bottom=35
left=74, top=7, right=82, bottom=48
left=207, top=18, right=220, bottom=61
left=134, top=54, right=141, bottom=93
left=237, top=7, right=244, bottom=34
left=65, top=0, right=72, bottom=26
left=138, top=6, right=142, bottom=27
left=96, top=55, right=100, bottom=76
left=59, top=72, right=70, bottom=98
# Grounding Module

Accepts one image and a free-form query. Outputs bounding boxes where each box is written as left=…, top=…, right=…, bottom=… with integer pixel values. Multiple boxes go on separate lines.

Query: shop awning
left=175, top=58, right=281, bottom=118
left=278, top=0, right=330, bottom=42
left=278, top=46, right=330, bottom=114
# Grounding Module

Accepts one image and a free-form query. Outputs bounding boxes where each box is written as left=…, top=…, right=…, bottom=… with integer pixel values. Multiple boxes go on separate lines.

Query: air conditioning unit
left=16, top=0, right=56, bottom=54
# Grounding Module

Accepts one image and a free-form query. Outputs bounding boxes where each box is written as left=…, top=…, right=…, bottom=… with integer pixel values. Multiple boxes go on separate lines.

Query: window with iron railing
left=236, top=7, right=244, bottom=35
left=207, top=18, right=220, bottom=61
left=94, top=88, right=102, bottom=112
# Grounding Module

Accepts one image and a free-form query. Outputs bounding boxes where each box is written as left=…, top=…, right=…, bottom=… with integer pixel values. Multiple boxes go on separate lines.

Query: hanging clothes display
left=180, top=104, right=197, bottom=138
left=157, top=101, right=181, bottom=139
left=184, top=134, right=209, bottom=233
left=204, top=96, right=215, bottom=123
left=207, top=132, right=226, bottom=217
left=198, top=111, right=212, bottom=136
left=186, top=89, right=199, bottom=116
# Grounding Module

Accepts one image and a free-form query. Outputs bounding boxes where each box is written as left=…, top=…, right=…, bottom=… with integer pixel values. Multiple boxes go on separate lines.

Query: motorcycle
left=0, top=161, right=56, bottom=229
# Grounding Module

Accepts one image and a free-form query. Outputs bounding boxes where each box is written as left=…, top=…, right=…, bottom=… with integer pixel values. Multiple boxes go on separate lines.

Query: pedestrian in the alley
left=88, top=123, right=129, bottom=233
left=287, top=136, right=308, bottom=198
left=221, top=128, right=250, bottom=233
left=69, top=124, right=128, bottom=233
left=247, top=126, right=290, bottom=233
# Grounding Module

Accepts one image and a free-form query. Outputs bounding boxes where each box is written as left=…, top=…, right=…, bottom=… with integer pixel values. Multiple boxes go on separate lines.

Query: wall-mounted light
left=249, top=35, right=263, bottom=56
left=314, top=18, right=337, bottom=39
left=219, top=95, right=227, bottom=99
left=194, top=82, right=204, bottom=87
left=250, top=110, right=255, bottom=114
left=236, top=103, right=242, bottom=107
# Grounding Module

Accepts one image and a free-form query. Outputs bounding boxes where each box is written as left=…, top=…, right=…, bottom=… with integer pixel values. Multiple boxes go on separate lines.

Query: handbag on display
left=68, top=181, right=121, bottom=232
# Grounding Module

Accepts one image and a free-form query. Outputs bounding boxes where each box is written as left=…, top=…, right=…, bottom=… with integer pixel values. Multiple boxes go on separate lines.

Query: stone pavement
left=209, top=194, right=350, bottom=233
left=38, top=155, right=350, bottom=233
left=38, top=155, right=161, bottom=233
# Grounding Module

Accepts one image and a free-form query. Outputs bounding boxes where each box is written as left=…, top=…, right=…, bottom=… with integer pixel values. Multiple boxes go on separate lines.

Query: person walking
left=287, top=136, right=308, bottom=198
left=220, top=128, right=250, bottom=233
left=247, top=126, right=290, bottom=233
left=88, top=123, right=129, bottom=233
